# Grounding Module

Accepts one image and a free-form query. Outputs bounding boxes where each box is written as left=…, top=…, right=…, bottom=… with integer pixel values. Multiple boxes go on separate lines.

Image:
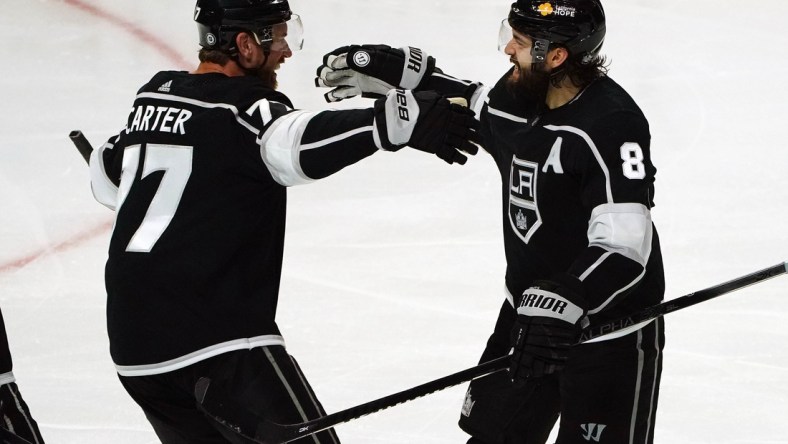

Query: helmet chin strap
left=238, top=51, right=270, bottom=76
left=252, top=30, right=274, bottom=73
left=260, top=46, right=271, bottom=67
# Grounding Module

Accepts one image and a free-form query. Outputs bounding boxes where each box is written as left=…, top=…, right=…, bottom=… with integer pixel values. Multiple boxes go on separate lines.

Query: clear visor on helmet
left=497, top=18, right=551, bottom=62
left=498, top=19, right=513, bottom=54
left=255, top=14, right=304, bottom=53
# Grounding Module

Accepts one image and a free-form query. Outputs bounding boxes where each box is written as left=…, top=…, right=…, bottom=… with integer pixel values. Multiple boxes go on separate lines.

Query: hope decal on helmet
left=504, top=0, right=605, bottom=64
left=537, top=3, right=577, bottom=17
left=538, top=3, right=554, bottom=15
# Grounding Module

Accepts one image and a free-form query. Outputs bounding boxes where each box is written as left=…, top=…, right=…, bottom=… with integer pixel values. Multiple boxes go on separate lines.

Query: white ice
left=0, top=0, right=786, bottom=442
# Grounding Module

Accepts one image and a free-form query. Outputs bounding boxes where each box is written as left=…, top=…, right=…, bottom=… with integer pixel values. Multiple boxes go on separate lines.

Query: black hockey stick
left=580, top=260, right=788, bottom=341
left=196, top=261, right=788, bottom=444
left=195, top=356, right=508, bottom=444
left=69, top=130, right=94, bottom=164
left=0, top=428, right=35, bottom=444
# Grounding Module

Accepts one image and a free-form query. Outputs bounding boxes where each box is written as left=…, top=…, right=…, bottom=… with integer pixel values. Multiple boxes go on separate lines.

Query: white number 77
left=117, top=144, right=193, bottom=253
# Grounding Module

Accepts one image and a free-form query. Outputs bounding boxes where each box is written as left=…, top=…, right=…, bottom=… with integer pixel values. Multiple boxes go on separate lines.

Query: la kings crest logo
left=509, top=157, right=542, bottom=243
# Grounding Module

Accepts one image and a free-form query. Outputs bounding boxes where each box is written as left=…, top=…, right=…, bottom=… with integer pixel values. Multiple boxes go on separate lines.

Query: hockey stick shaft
left=580, top=260, right=788, bottom=341
left=260, top=356, right=508, bottom=443
left=199, top=261, right=787, bottom=444
left=277, top=262, right=788, bottom=441
left=69, top=130, right=94, bottom=164
left=195, top=356, right=508, bottom=444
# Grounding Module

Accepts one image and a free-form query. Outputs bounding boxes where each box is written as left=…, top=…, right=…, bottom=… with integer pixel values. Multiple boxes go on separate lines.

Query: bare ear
left=235, top=32, right=256, bottom=59
left=547, top=47, right=570, bottom=69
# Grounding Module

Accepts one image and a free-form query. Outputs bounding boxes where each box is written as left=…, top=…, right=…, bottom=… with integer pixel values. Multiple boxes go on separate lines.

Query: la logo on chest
left=510, top=137, right=566, bottom=199
left=507, top=136, right=566, bottom=243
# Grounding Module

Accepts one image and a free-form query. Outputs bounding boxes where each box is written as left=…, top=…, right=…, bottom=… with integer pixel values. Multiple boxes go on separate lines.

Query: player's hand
left=509, top=275, right=588, bottom=384
left=316, top=44, right=435, bottom=102
left=373, top=89, right=480, bottom=165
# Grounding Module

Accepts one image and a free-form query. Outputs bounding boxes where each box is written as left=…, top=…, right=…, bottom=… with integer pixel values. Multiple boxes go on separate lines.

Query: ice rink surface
left=1, top=0, right=787, bottom=442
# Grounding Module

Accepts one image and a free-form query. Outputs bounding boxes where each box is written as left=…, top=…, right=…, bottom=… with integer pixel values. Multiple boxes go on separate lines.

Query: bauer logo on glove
left=371, top=89, right=480, bottom=165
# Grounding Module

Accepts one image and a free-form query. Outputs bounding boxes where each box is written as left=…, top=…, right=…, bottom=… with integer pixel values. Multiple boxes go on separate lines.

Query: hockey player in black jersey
left=316, top=0, right=665, bottom=443
left=0, top=308, right=45, bottom=443
left=88, top=0, right=480, bottom=443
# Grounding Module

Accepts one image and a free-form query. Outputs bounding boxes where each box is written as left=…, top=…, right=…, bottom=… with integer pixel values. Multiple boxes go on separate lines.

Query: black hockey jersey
left=90, top=71, right=384, bottom=375
left=478, top=72, right=665, bottom=328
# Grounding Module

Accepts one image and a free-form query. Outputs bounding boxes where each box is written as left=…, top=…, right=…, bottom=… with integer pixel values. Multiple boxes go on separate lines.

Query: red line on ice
left=62, top=0, right=192, bottom=69
left=0, top=0, right=189, bottom=274
left=0, top=221, right=113, bottom=274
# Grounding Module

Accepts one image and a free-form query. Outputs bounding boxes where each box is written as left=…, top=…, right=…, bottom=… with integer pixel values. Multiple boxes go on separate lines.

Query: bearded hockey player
left=316, top=0, right=665, bottom=442
left=88, top=0, right=480, bottom=442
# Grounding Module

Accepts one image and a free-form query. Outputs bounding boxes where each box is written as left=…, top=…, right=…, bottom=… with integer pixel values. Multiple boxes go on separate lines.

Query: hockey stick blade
left=198, top=261, right=787, bottom=444
left=195, top=378, right=271, bottom=442
left=69, top=130, right=94, bottom=164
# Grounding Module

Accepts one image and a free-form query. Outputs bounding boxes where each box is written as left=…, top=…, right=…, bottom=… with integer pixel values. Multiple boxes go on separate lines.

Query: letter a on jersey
left=542, top=137, right=564, bottom=174
left=508, top=157, right=542, bottom=243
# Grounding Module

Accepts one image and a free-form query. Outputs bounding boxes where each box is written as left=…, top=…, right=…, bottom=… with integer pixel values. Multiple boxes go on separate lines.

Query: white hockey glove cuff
left=516, top=287, right=586, bottom=325
left=372, top=89, right=481, bottom=165
left=372, top=89, right=420, bottom=150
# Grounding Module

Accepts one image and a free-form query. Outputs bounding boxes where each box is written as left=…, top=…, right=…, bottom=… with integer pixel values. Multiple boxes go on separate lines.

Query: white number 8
left=620, top=142, right=646, bottom=180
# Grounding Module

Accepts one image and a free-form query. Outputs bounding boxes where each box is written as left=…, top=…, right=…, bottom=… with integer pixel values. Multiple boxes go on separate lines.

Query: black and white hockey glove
left=373, top=89, right=480, bottom=165
left=510, top=275, right=589, bottom=384
left=316, top=44, right=436, bottom=102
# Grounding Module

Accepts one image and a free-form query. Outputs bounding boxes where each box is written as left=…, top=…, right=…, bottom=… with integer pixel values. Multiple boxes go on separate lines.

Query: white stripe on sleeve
left=587, top=202, right=653, bottom=266
left=90, top=140, right=120, bottom=210
left=258, top=110, right=316, bottom=187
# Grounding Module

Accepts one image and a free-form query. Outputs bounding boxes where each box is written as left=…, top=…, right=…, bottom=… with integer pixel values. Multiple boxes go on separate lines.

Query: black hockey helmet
left=194, top=0, right=302, bottom=52
left=506, top=0, right=605, bottom=63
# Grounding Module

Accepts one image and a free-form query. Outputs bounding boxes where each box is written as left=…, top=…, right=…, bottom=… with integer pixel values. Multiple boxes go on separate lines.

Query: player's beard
left=506, top=61, right=551, bottom=105
left=256, top=68, right=278, bottom=90
left=242, top=64, right=278, bottom=89
left=241, top=53, right=281, bottom=89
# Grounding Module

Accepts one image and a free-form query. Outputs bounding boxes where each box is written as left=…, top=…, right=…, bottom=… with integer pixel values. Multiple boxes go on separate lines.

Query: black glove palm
left=510, top=275, right=588, bottom=384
